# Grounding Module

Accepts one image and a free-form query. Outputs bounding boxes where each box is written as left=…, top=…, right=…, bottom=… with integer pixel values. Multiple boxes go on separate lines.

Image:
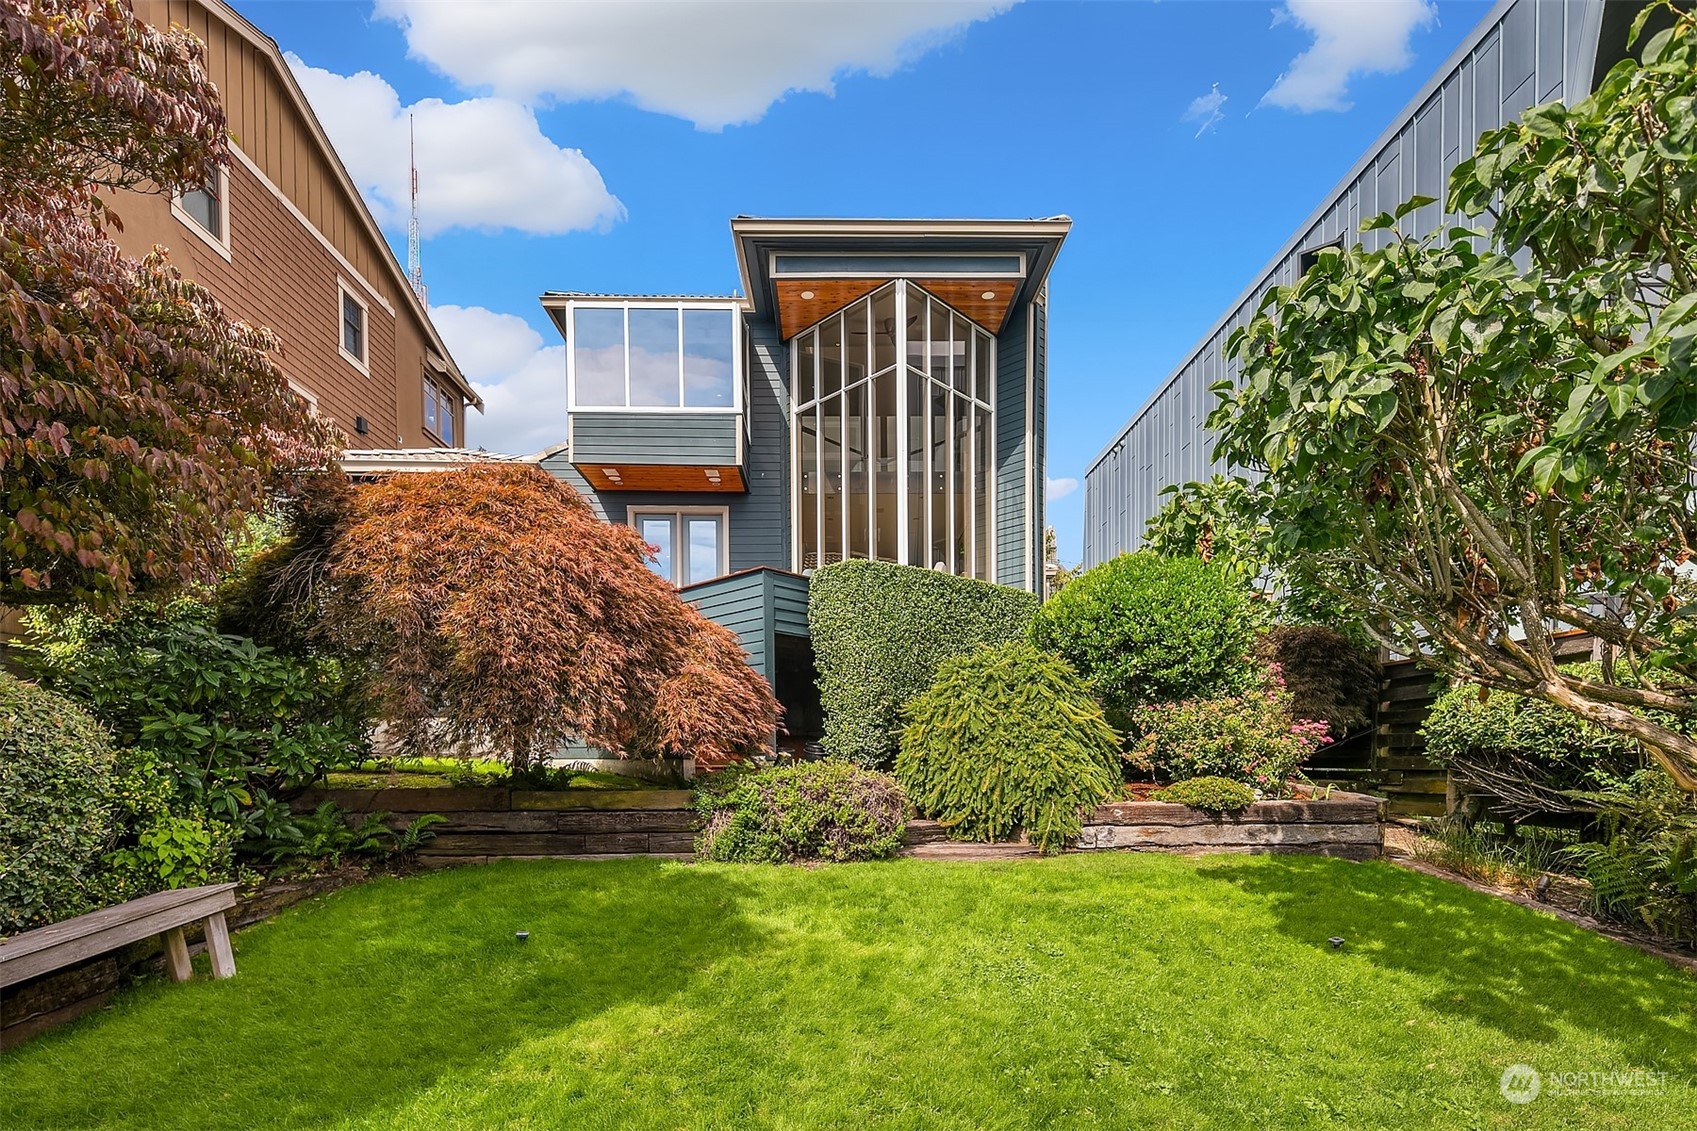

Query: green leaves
left=1203, top=1, right=1697, bottom=788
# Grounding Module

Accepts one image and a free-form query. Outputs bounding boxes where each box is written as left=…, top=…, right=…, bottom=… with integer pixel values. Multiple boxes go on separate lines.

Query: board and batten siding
left=1082, top=0, right=1623, bottom=567
left=570, top=413, right=740, bottom=466
left=541, top=314, right=792, bottom=574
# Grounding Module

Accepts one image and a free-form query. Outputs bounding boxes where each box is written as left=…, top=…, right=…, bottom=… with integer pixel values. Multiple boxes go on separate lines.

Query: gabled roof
left=197, top=0, right=481, bottom=410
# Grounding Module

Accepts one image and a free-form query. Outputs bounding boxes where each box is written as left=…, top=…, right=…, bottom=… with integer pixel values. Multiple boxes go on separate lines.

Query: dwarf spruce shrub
left=694, top=760, right=907, bottom=864
left=1151, top=776, right=1257, bottom=812
left=898, top=643, right=1121, bottom=854
left=809, top=560, right=1040, bottom=768
left=1029, top=553, right=1260, bottom=732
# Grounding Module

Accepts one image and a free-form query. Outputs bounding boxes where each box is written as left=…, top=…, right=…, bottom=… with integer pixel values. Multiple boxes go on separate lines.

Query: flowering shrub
left=1129, top=673, right=1329, bottom=796
left=694, top=760, right=907, bottom=864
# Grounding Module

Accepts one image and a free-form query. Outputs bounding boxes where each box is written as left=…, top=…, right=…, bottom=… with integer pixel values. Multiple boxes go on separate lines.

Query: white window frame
left=627, top=505, right=731, bottom=587
left=566, top=299, right=743, bottom=414
left=337, top=279, right=370, bottom=376
left=170, top=166, right=231, bottom=262
left=787, top=279, right=995, bottom=579
left=285, top=377, right=320, bottom=419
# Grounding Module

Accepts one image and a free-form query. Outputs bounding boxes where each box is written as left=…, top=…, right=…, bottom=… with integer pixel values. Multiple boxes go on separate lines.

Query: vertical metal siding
left=1081, top=0, right=1615, bottom=568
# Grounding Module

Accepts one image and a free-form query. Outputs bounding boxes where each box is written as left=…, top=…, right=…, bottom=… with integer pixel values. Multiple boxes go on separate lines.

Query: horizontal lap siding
left=995, top=308, right=1029, bottom=588
left=120, top=1, right=454, bottom=450
left=683, top=573, right=772, bottom=679
left=571, top=414, right=740, bottom=465
left=543, top=316, right=792, bottom=574
left=1082, top=0, right=1608, bottom=567
left=770, top=572, right=811, bottom=638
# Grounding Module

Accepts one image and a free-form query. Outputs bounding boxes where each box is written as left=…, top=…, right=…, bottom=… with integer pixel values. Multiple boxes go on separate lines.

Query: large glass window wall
left=791, top=281, right=993, bottom=579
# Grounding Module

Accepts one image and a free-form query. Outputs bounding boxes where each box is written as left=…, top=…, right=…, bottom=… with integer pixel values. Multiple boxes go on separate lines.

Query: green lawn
left=5, top=855, right=1694, bottom=1129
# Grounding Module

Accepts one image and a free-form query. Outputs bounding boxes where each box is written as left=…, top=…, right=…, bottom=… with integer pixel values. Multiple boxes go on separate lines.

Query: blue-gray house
left=530, top=216, right=1070, bottom=741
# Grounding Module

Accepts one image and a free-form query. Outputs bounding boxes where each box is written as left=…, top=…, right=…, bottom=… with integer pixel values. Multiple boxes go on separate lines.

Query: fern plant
left=898, top=643, right=1121, bottom=854
left=1566, top=772, right=1697, bottom=942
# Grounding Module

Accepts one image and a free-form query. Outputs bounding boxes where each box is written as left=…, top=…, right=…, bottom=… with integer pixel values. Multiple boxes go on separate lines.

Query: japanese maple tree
left=2, top=0, right=331, bottom=611
left=287, top=464, right=778, bottom=771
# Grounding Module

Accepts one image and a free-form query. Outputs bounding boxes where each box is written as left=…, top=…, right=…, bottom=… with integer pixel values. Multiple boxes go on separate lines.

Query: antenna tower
left=407, top=113, right=425, bottom=302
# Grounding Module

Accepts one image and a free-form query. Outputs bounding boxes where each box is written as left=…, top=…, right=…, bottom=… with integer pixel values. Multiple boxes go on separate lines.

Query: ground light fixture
left=516, top=931, right=530, bottom=943
left=1328, top=936, right=1346, bottom=949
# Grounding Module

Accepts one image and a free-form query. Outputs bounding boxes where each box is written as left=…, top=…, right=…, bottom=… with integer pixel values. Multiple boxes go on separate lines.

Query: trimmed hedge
left=898, top=643, right=1121, bottom=854
left=0, top=672, right=121, bottom=933
left=694, top=760, right=907, bottom=863
left=809, top=560, right=1040, bottom=768
left=1029, top=553, right=1260, bottom=732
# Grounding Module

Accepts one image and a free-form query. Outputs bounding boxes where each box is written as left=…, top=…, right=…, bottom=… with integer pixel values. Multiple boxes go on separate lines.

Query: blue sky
left=240, top=0, right=1490, bottom=564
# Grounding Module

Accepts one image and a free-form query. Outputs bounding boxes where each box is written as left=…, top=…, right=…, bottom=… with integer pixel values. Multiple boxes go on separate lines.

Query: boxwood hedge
left=808, top=560, right=1040, bottom=768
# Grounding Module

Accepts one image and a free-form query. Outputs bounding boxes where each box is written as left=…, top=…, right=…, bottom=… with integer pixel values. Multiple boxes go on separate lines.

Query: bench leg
left=202, top=911, right=236, bottom=979
left=163, top=927, right=193, bottom=983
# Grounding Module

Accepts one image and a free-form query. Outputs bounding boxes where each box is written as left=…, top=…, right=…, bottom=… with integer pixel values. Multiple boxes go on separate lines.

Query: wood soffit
left=575, top=465, right=746, bottom=493
left=775, top=278, right=1019, bottom=340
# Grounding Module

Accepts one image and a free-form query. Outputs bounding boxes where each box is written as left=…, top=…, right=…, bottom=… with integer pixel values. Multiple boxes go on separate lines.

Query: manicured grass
left=5, top=854, right=1695, bottom=1129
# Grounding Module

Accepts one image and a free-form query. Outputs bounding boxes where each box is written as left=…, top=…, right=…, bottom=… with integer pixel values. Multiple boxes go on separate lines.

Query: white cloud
left=1261, top=0, right=1437, bottom=113
left=431, top=304, right=568, bottom=455
left=287, top=54, right=624, bottom=237
left=1045, top=476, right=1078, bottom=503
left=373, top=0, right=1016, bottom=130
left=1183, top=83, right=1227, bottom=136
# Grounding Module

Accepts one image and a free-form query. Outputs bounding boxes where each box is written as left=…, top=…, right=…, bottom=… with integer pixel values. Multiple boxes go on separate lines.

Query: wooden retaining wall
left=1077, top=792, right=1384, bottom=860
left=291, top=788, right=697, bottom=865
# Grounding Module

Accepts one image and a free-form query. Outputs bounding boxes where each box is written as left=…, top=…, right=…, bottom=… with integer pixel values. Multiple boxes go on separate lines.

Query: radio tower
left=407, top=113, right=425, bottom=302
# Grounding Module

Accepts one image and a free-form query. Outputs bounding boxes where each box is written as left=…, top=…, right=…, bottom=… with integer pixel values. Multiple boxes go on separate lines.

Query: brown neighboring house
left=112, top=0, right=481, bottom=449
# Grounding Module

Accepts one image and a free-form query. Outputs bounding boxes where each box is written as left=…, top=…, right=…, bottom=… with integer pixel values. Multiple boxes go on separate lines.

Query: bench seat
left=0, top=883, right=238, bottom=989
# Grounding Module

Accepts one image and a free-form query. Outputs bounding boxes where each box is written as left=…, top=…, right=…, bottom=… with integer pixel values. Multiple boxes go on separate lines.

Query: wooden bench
left=0, top=883, right=239, bottom=991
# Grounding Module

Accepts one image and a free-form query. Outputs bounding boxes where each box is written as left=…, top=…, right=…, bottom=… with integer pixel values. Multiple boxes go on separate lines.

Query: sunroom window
left=569, top=302, right=740, bottom=410
left=792, top=280, right=993, bottom=580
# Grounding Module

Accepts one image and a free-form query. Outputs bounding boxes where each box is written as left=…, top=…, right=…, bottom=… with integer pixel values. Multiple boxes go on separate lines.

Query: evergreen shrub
left=1029, top=553, right=1260, bottom=731
left=898, top=643, right=1121, bottom=854
left=1151, top=776, right=1257, bottom=812
left=0, top=672, right=121, bottom=932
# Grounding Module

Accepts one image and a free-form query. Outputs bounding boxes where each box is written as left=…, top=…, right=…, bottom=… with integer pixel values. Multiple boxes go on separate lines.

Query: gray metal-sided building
left=1082, top=0, right=1655, bottom=567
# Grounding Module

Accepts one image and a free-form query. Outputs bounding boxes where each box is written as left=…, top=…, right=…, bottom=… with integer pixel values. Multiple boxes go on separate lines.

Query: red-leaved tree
left=307, top=464, right=778, bottom=771
left=2, top=0, right=333, bottom=611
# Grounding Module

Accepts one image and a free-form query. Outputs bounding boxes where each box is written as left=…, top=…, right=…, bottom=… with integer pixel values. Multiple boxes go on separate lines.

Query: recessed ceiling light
left=981, top=290, right=996, bottom=300
left=800, top=290, right=815, bottom=300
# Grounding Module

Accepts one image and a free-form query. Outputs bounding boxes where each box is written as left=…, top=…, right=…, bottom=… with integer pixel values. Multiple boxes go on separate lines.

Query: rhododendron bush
left=2, top=0, right=333, bottom=611
left=238, top=465, right=778, bottom=771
